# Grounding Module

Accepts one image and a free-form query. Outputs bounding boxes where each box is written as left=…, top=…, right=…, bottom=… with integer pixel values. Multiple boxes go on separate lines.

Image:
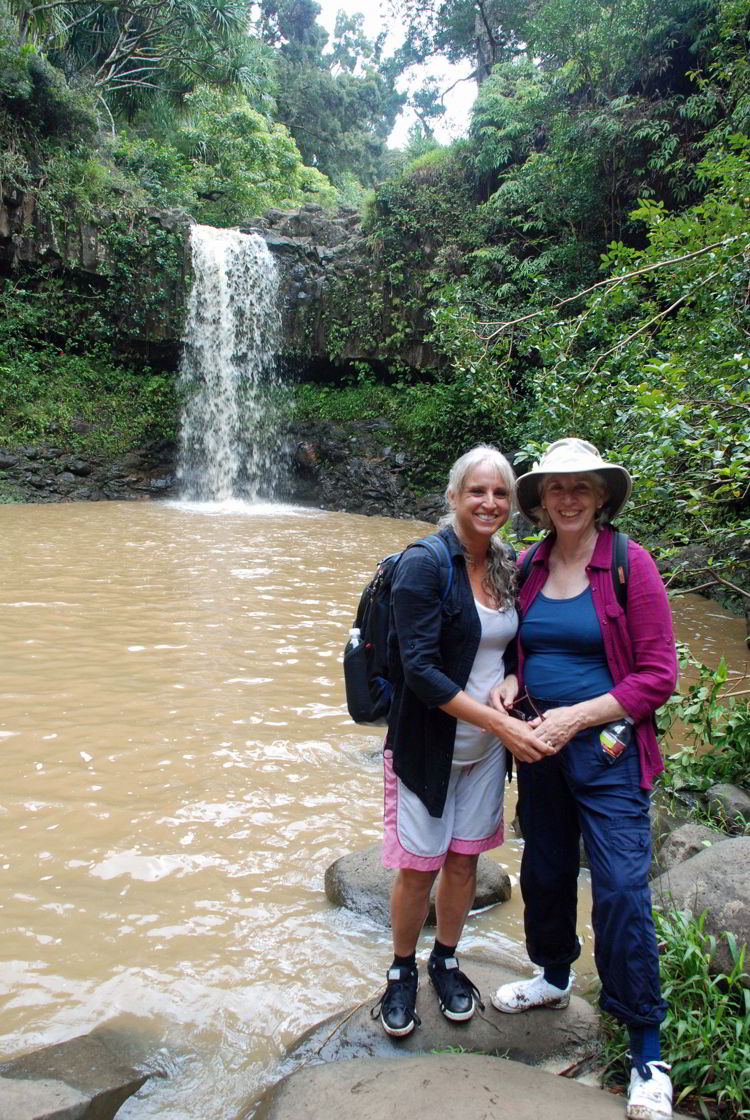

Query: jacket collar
left=439, top=524, right=467, bottom=560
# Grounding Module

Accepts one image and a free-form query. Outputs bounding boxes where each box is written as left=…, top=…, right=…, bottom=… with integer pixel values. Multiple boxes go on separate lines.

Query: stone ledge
left=283, top=957, right=599, bottom=1070
left=0, top=1027, right=150, bottom=1120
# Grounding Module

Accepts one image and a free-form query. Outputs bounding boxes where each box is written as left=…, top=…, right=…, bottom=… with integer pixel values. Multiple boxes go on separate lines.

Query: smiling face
left=450, top=462, right=512, bottom=548
left=540, top=472, right=607, bottom=537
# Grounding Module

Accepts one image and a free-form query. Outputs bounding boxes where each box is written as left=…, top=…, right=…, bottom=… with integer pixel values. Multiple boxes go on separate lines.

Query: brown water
left=1, top=501, right=746, bottom=1118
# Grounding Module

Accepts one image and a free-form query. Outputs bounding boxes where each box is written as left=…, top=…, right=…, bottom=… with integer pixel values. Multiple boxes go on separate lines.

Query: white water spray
left=177, top=225, right=283, bottom=502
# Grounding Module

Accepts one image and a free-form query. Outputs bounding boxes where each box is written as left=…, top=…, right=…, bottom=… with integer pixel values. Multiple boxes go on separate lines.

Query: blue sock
left=543, top=964, right=570, bottom=990
left=629, top=1024, right=661, bottom=1065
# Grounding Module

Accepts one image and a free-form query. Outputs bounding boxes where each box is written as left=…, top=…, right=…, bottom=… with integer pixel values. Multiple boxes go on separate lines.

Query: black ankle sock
left=430, top=939, right=457, bottom=960
left=392, top=952, right=416, bottom=969
left=543, top=964, right=570, bottom=990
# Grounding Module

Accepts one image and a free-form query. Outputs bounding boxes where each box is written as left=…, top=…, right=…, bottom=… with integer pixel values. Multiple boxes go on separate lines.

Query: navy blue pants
left=517, top=723, right=666, bottom=1027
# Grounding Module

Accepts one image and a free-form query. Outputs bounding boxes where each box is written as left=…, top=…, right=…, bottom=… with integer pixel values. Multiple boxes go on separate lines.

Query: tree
left=386, top=0, right=531, bottom=82
left=3, top=0, right=271, bottom=121
left=256, top=0, right=404, bottom=182
left=171, top=84, right=335, bottom=223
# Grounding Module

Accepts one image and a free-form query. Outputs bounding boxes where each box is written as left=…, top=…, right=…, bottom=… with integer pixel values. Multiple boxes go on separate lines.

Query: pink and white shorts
left=382, top=747, right=505, bottom=870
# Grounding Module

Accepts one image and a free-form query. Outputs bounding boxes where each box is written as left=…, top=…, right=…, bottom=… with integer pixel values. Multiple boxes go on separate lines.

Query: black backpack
left=343, top=534, right=453, bottom=725
left=518, top=530, right=629, bottom=608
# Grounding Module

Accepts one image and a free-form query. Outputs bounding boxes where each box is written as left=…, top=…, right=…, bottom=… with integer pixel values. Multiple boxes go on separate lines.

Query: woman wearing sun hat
left=489, top=438, right=678, bottom=1120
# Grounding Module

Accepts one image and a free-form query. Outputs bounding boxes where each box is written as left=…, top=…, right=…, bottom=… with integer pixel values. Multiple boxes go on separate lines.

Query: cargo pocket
left=606, top=818, right=651, bottom=890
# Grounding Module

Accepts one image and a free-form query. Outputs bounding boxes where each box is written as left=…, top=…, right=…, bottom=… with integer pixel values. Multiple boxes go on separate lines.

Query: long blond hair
left=439, top=445, right=517, bottom=610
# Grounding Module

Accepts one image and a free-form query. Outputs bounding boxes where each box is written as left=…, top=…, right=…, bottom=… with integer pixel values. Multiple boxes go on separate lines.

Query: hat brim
left=516, top=464, right=632, bottom=524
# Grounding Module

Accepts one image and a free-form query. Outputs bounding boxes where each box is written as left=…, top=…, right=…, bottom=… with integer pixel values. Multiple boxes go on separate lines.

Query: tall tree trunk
left=475, top=4, right=495, bottom=85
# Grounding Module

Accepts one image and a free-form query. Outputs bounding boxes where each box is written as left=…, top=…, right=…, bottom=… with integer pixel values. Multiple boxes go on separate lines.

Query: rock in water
left=324, top=842, right=511, bottom=925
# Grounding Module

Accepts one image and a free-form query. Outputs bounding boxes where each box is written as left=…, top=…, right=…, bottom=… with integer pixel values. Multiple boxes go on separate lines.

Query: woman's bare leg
left=434, top=851, right=479, bottom=946
left=390, top=868, right=438, bottom=955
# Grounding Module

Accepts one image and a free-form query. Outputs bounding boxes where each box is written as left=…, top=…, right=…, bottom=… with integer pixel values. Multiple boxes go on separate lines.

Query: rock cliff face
left=0, top=192, right=438, bottom=373
left=0, top=188, right=190, bottom=360
left=242, top=202, right=441, bottom=371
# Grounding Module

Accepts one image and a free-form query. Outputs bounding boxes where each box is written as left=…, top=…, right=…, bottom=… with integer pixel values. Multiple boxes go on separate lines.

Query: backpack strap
left=611, top=529, right=629, bottom=610
left=518, top=537, right=544, bottom=589
left=412, top=533, right=454, bottom=601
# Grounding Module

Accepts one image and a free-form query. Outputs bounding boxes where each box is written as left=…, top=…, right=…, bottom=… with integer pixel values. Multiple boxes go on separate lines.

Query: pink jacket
left=518, top=526, right=678, bottom=789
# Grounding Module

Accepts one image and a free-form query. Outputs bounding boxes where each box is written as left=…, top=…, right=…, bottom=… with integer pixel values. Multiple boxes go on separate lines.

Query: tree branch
left=475, top=235, right=746, bottom=342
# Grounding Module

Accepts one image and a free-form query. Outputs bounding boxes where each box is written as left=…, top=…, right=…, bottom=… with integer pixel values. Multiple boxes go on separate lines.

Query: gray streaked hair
left=438, top=445, right=517, bottom=610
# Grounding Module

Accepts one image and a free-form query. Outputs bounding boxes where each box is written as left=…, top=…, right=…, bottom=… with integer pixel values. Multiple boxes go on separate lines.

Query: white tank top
left=452, top=601, right=518, bottom=766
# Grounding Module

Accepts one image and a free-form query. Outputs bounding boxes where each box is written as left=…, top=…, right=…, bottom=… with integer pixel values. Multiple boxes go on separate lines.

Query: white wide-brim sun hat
left=516, top=438, right=632, bottom=523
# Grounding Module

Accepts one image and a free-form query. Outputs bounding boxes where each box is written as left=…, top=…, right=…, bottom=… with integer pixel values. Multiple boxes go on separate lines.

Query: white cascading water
left=177, top=224, right=282, bottom=502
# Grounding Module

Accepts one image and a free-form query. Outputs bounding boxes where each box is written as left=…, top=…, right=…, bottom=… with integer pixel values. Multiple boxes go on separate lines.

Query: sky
left=315, top=0, right=477, bottom=148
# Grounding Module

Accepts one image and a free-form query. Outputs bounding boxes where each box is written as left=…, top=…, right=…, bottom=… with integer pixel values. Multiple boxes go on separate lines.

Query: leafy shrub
left=658, top=644, right=750, bottom=795
left=0, top=47, right=97, bottom=140
left=601, top=908, right=750, bottom=1118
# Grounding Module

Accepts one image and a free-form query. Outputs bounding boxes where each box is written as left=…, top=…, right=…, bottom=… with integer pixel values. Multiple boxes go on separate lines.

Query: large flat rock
left=325, top=842, right=511, bottom=926
left=255, top=1053, right=693, bottom=1120
left=284, top=957, right=599, bottom=1070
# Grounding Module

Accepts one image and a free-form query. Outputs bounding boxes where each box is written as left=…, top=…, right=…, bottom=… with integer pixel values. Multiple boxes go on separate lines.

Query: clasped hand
left=488, top=678, right=557, bottom=763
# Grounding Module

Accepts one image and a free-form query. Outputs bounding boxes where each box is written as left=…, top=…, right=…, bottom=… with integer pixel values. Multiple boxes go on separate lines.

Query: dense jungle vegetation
left=0, top=0, right=748, bottom=602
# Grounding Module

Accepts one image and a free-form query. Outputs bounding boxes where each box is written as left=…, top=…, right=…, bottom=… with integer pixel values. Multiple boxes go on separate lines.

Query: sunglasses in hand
left=506, top=692, right=545, bottom=723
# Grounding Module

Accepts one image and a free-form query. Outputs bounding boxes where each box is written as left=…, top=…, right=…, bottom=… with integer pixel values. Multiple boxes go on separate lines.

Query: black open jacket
left=386, top=525, right=516, bottom=818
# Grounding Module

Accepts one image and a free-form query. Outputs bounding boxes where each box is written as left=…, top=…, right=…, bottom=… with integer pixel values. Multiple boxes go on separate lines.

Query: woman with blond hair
left=374, top=444, right=553, bottom=1037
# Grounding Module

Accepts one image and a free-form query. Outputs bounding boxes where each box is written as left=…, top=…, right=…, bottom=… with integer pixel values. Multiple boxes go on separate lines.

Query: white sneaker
left=490, top=972, right=572, bottom=1014
left=627, top=1062, right=673, bottom=1120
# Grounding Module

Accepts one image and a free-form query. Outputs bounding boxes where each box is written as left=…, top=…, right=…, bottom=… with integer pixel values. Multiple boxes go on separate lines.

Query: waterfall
left=177, top=224, right=283, bottom=502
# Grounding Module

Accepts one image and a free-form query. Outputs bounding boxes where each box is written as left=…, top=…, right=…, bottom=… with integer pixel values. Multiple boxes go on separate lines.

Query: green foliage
left=0, top=276, right=177, bottom=454
left=172, top=85, right=336, bottom=224
left=289, top=368, right=521, bottom=489
left=658, top=644, right=750, bottom=796
left=257, top=0, right=403, bottom=184
left=0, top=46, right=98, bottom=139
left=7, top=0, right=266, bottom=121
left=0, top=207, right=185, bottom=456
left=601, top=908, right=750, bottom=1117
left=425, top=134, right=750, bottom=579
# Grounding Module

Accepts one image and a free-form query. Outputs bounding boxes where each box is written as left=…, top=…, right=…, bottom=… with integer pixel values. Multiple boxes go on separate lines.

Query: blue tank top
left=521, top=585, right=614, bottom=704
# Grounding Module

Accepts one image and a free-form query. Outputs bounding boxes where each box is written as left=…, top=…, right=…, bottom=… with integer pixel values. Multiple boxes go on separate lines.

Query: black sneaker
left=428, top=955, right=484, bottom=1022
left=371, top=964, right=420, bottom=1037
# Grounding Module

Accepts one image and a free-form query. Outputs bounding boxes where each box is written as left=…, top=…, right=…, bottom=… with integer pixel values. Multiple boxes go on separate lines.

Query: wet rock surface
left=254, top=1052, right=693, bottom=1120
left=0, top=441, right=179, bottom=505
left=0, top=1025, right=150, bottom=1120
left=282, top=957, right=599, bottom=1070
left=324, top=842, right=511, bottom=926
left=0, top=419, right=445, bottom=520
